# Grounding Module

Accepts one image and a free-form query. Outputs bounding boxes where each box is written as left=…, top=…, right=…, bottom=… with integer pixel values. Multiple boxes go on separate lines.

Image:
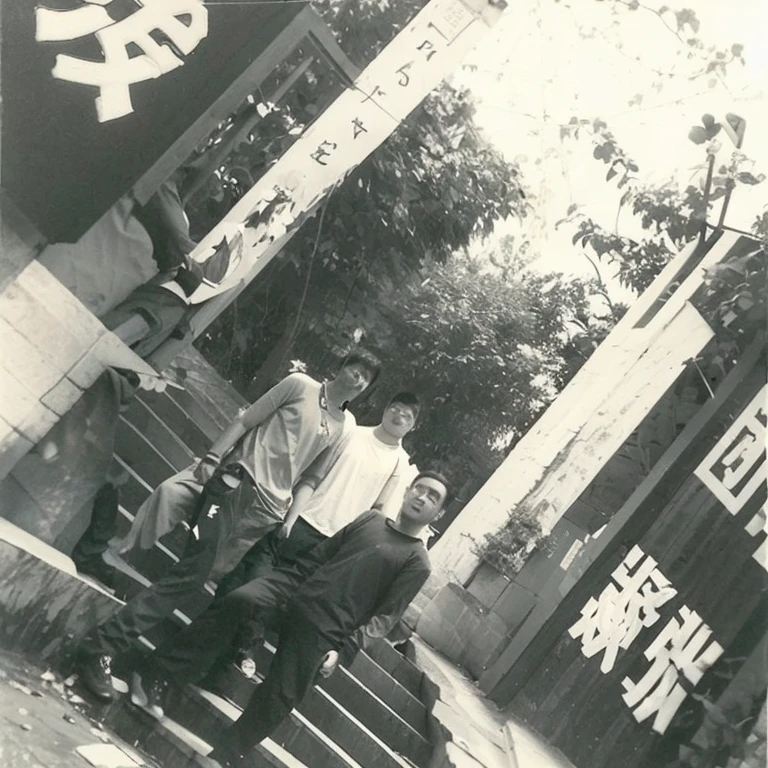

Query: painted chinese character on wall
left=36, top=0, right=208, bottom=122
left=569, top=546, right=723, bottom=734
left=568, top=545, right=677, bottom=673
left=622, top=606, right=723, bottom=734
left=695, top=385, right=768, bottom=569
left=695, top=386, right=767, bottom=515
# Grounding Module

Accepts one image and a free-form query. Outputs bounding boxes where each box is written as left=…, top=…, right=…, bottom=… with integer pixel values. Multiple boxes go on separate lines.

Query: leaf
left=688, top=126, right=708, bottom=144
left=731, top=43, right=744, bottom=56
left=567, top=203, right=578, bottom=215
left=709, top=187, right=727, bottom=201
left=736, top=172, right=764, bottom=185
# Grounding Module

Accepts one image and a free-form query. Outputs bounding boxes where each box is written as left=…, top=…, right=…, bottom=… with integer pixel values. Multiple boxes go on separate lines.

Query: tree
left=293, top=240, right=622, bottom=478
left=198, top=78, right=528, bottom=388
left=556, top=113, right=765, bottom=293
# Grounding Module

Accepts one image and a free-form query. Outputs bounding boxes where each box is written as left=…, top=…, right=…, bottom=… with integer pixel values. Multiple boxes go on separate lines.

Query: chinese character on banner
left=622, top=606, right=724, bottom=734
left=35, top=0, right=209, bottom=123
left=568, top=546, right=677, bottom=673
left=695, top=386, right=767, bottom=515
left=360, top=85, right=386, bottom=104
left=396, top=62, right=414, bottom=87
left=417, top=40, right=437, bottom=61
left=310, top=140, right=338, bottom=166
left=351, top=118, right=368, bottom=139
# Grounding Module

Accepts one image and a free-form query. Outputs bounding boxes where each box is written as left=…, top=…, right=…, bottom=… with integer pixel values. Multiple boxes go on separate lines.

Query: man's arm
left=371, top=470, right=401, bottom=511
left=280, top=431, right=352, bottom=538
left=350, top=556, right=430, bottom=651
left=278, top=483, right=315, bottom=539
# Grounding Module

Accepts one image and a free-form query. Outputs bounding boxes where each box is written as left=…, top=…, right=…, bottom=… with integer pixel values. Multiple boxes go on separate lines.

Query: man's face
left=401, top=477, right=447, bottom=525
left=381, top=402, right=417, bottom=440
left=334, top=362, right=375, bottom=400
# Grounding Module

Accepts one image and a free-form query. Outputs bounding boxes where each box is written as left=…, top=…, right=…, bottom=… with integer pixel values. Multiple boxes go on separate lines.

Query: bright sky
left=453, top=0, right=768, bottom=299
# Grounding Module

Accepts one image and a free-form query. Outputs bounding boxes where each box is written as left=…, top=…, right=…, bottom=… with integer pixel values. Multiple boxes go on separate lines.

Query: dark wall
left=495, top=358, right=767, bottom=768
left=2, top=0, right=306, bottom=242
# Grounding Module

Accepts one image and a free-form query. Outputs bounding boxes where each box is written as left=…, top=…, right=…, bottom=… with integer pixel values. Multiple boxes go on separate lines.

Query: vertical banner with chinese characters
left=185, top=0, right=505, bottom=306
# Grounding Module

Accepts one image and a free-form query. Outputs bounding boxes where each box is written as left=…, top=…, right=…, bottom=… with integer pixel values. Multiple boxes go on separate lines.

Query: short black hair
left=411, top=470, right=452, bottom=507
left=340, top=349, right=381, bottom=389
left=387, top=391, right=421, bottom=419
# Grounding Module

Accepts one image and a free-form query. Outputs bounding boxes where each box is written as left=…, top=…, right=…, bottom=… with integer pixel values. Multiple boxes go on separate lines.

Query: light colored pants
left=111, top=464, right=282, bottom=579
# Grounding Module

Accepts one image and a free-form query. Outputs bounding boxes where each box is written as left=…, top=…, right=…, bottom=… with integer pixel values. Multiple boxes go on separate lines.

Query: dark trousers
left=216, top=517, right=326, bottom=597
left=149, top=573, right=332, bottom=761
left=71, top=482, right=120, bottom=566
left=80, top=474, right=235, bottom=659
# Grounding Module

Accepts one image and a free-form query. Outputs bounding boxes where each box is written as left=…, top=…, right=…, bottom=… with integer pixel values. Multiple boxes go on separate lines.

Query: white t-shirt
left=300, top=426, right=408, bottom=537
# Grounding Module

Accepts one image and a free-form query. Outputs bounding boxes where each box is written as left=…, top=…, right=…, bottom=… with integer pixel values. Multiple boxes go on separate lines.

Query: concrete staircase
left=0, top=352, right=439, bottom=768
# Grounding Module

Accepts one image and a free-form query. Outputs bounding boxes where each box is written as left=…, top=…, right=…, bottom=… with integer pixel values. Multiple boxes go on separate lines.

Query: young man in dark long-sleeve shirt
left=139, top=471, right=450, bottom=768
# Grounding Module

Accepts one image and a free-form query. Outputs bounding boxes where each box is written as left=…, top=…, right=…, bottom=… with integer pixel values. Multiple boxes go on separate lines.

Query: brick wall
left=0, top=218, right=159, bottom=481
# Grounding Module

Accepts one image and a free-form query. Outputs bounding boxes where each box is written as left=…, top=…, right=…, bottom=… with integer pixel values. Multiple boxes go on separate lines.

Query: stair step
left=114, top=469, right=153, bottom=519
left=209, top=655, right=430, bottom=765
left=136, top=389, right=212, bottom=457
left=162, top=384, right=232, bottom=439
left=168, top=347, right=248, bottom=424
left=122, top=398, right=197, bottom=472
left=363, top=640, right=424, bottom=698
left=167, top=683, right=356, bottom=768
left=102, top=537, right=431, bottom=749
left=99, top=690, right=304, bottom=768
left=115, top=422, right=179, bottom=490
left=346, top=651, right=428, bottom=734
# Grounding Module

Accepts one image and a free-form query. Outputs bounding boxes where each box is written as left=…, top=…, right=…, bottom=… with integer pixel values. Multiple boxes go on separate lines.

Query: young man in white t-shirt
left=216, top=392, right=421, bottom=596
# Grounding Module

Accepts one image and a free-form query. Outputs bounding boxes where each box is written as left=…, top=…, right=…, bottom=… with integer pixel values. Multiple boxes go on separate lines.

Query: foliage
left=556, top=115, right=765, bottom=294
left=661, top=689, right=765, bottom=768
left=565, top=1, right=745, bottom=98
left=199, top=78, right=528, bottom=397
left=473, top=504, right=547, bottom=578
left=312, top=0, right=430, bottom=65
left=284, top=241, right=624, bottom=487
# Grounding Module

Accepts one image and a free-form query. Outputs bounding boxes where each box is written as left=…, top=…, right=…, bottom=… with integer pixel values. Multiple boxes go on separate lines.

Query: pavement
left=0, top=651, right=159, bottom=768
left=409, top=636, right=575, bottom=768
left=0, top=640, right=573, bottom=768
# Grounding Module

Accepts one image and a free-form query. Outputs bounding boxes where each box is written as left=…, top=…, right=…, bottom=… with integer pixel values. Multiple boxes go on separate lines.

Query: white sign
left=183, top=0, right=504, bottom=305
left=695, top=385, right=768, bottom=570
left=36, top=0, right=209, bottom=123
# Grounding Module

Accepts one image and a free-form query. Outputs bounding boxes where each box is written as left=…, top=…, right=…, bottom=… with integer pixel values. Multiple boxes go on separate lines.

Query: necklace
left=317, top=381, right=331, bottom=437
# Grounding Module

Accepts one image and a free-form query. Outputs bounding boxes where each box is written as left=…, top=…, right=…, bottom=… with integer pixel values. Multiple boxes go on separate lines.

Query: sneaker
left=129, top=670, right=167, bottom=719
left=73, top=555, right=117, bottom=590
left=77, top=653, right=116, bottom=702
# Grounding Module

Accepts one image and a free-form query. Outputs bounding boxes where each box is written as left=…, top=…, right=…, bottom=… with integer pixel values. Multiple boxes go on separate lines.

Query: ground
left=0, top=652, right=157, bottom=768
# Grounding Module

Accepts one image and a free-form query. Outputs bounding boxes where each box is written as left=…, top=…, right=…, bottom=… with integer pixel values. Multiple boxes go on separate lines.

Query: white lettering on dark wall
left=36, top=0, right=208, bottom=123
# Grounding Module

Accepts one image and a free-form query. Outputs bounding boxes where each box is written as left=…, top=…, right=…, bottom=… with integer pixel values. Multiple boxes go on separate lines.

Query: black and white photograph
left=0, top=1, right=765, bottom=767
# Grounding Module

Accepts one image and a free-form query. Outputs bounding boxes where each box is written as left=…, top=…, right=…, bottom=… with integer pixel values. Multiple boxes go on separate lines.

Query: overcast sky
left=453, top=0, right=767, bottom=298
